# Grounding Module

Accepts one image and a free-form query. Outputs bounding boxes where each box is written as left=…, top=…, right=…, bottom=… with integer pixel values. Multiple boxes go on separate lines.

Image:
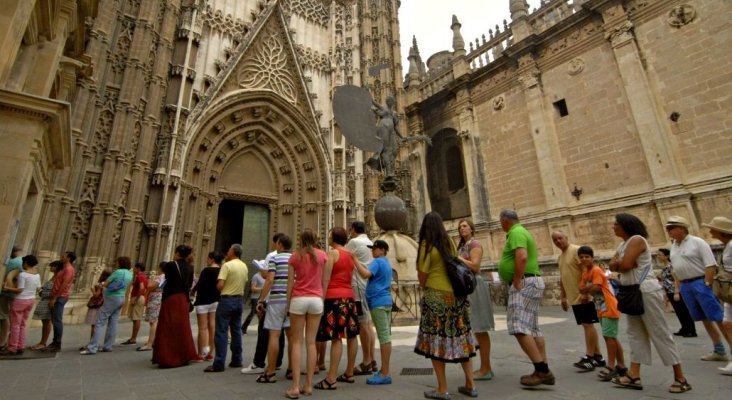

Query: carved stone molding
left=281, top=0, right=330, bottom=27
left=604, top=21, right=634, bottom=48
left=517, top=67, right=541, bottom=90
left=667, top=4, right=696, bottom=28
left=567, top=57, right=585, bottom=76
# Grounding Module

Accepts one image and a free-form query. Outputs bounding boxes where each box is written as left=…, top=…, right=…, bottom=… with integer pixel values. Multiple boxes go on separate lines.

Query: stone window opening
left=426, top=128, right=470, bottom=220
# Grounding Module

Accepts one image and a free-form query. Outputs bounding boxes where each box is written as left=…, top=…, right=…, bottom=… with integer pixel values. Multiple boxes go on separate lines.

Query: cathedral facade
left=402, top=0, right=732, bottom=264
left=0, top=0, right=407, bottom=300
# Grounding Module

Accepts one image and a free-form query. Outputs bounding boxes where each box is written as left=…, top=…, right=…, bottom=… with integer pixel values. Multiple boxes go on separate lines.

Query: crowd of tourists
left=1, top=211, right=731, bottom=399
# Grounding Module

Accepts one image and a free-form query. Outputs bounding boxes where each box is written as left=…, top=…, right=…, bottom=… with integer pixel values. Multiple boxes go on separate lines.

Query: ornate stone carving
left=667, top=4, right=696, bottom=28
left=295, top=45, right=331, bottom=72
left=283, top=183, right=294, bottom=192
left=71, top=202, right=93, bottom=240
left=518, top=67, right=541, bottom=90
left=201, top=6, right=247, bottom=37
left=294, top=142, right=307, bottom=153
left=271, top=148, right=283, bottom=158
left=80, top=173, right=100, bottom=204
left=281, top=0, right=330, bottom=27
left=492, top=96, right=505, bottom=111
left=237, top=25, right=298, bottom=103
left=567, top=57, right=585, bottom=76
left=605, top=21, right=634, bottom=47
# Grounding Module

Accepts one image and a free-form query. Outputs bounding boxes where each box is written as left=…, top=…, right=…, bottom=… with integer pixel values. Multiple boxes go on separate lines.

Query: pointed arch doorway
left=214, top=199, right=270, bottom=264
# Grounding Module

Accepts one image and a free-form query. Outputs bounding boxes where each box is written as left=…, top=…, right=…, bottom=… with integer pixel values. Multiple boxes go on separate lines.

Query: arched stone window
left=426, top=128, right=470, bottom=219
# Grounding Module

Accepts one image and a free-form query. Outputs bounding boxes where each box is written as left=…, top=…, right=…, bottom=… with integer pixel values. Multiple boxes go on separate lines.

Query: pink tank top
left=290, top=248, right=327, bottom=298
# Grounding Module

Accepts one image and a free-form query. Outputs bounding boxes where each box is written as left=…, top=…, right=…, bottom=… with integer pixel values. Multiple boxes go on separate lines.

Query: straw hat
left=702, top=216, right=732, bottom=235
left=665, top=216, right=690, bottom=229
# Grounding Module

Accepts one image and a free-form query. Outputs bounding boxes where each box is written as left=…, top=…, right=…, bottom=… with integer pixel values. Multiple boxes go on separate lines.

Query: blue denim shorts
left=680, top=278, right=723, bottom=321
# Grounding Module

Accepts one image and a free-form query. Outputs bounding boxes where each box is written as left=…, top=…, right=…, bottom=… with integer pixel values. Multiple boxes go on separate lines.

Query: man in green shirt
left=498, top=209, right=554, bottom=387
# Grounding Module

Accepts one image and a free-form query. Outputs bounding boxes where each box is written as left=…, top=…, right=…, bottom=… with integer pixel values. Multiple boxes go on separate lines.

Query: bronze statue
left=366, top=95, right=402, bottom=181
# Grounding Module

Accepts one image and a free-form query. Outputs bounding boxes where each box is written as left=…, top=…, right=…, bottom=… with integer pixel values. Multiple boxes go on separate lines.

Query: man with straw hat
left=666, top=216, right=732, bottom=362
left=702, top=216, right=732, bottom=374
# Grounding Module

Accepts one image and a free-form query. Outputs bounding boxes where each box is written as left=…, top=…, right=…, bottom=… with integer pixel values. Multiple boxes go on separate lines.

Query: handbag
left=86, top=294, right=104, bottom=309
left=616, top=264, right=650, bottom=316
left=713, top=254, right=732, bottom=304
left=444, top=256, right=476, bottom=298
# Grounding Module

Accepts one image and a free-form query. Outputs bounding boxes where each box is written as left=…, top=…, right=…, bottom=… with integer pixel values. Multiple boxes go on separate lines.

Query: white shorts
left=289, top=296, right=323, bottom=316
left=195, top=302, right=218, bottom=314
left=724, top=302, right=732, bottom=322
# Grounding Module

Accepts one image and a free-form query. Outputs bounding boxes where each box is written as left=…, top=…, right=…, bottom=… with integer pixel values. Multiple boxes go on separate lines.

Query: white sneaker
left=701, top=352, right=728, bottom=361
left=719, top=361, right=732, bottom=375
left=241, top=363, right=265, bottom=374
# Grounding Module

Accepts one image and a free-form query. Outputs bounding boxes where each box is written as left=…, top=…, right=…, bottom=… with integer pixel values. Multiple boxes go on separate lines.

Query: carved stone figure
left=366, top=96, right=402, bottom=182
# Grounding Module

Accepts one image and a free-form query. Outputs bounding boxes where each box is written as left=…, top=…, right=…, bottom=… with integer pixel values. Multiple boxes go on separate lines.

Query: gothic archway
left=174, top=90, right=330, bottom=261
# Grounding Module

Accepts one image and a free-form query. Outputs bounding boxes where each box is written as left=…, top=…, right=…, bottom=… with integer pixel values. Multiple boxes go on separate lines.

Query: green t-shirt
left=498, top=223, right=540, bottom=283
left=417, top=241, right=455, bottom=292
left=1, top=256, right=23, bottom=298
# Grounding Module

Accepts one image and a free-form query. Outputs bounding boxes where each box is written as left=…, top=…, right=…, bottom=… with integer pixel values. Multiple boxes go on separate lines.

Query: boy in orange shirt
left=577, top=245, right=628, bottom=381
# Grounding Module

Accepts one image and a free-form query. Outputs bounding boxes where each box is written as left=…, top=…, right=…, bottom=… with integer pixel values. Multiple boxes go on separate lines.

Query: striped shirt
left=268, top=251, right=291, bottom=304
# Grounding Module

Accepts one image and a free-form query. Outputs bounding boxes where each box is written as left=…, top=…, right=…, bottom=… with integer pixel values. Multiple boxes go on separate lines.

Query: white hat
left=252, top=259, right=268, bottom=271
left=702, top=216, right=732, bottom=235
left=665, top=215, right=690, bottom=229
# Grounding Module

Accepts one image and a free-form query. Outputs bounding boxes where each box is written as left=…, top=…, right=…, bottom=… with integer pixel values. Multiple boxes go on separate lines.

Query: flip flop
left=136, top=345, right=152, bottom=351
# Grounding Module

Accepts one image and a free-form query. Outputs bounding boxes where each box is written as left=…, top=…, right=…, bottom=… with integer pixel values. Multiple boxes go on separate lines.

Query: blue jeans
left=213, top=296, right=244, bottom=370
left=50, top=297, right=68, bottom=346
left=87, top=296, right=125, bottom=353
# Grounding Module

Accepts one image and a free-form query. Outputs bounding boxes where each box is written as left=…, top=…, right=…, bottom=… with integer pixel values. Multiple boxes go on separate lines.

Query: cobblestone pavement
left=1, top=306, right=730, bottom=400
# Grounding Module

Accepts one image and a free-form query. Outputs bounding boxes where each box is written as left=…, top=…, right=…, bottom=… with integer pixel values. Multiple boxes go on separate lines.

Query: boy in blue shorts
left=354, top=239, right=393, bottom=385
left=577, top=245, right=627, bottom=381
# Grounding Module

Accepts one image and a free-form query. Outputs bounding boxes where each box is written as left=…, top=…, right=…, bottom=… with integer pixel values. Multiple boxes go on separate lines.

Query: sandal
left=257, top=372, right=278, bottom=383
left=336, top=373, right=355, bottom=383
left=136, top=345, right=152, bottom=352
left=313, top=378, right=337, bottom=390
left=31, top=344, right=47, bottom=351
left=597, top=366, right=615, bottom=381
left=669, top=379, right=692, bottom=393
left=284, top=389, right=300, bottom=399
left=353, top=362, right=373, bottom=376
left=299, top=387, right=312, bottom=396
left=612, top=374, right=643, bottom=390
left=121, top=339, right=136, bottom=345
left=286, top=370, right=293, bottom=380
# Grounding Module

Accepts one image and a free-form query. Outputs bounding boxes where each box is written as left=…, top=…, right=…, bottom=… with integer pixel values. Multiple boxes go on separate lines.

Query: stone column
left=0, top=0, right=37, bottom=85
left=516, top=55, right=570, bottom=211
left=596, top=2, right=682, bottom=190
left=457, top=104, right=489, bottom=222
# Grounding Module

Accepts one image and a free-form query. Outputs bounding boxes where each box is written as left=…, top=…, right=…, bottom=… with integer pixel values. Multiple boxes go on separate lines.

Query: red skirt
left=152, top=292, right=198, bottom=368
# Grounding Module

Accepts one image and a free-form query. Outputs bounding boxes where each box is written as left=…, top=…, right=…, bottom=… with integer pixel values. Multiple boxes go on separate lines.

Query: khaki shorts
left=129, top=296, right=146, bottom=320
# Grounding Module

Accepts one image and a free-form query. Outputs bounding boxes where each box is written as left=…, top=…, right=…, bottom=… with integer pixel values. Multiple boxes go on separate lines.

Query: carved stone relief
left=567, top=57, right=585, bottom=76
left=281, top=0, right=330, bottom=27
left=667, top=4, right=696, bottom=28
left=236, top=24, right=298, bottom=103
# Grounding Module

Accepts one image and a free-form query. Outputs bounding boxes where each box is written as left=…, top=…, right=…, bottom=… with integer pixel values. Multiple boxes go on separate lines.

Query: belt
left=680, top=276, right=704, bottom=284
left=523, top=273, right=539, bottom=278
left=220, top=295, right=243, bottom=298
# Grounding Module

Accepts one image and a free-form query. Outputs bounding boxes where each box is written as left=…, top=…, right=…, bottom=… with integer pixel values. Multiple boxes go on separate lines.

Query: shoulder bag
left=616, top=264, right=650, bottom=316
left=444, top=256, right=476, bottom=298
left=713, top=254, right=732, bottom=304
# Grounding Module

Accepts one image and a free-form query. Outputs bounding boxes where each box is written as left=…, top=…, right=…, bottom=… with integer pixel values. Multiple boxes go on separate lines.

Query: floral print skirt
left=414, top=287, right=476, bottom=363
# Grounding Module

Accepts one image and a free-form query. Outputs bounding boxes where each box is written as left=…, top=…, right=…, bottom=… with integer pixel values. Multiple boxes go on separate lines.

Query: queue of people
left=1, top=211, right=730, bottom=400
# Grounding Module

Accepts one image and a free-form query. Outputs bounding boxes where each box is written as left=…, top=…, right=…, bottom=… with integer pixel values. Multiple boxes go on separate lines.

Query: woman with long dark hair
left=152, top=245, right=200, bottom=368
left=414, top=212, right=477, bottom=399
left=191, top=251, right=222, bottom=361
left=609, top=213, right=690, bottom=393
left=286, top=229, right=327, bottom=398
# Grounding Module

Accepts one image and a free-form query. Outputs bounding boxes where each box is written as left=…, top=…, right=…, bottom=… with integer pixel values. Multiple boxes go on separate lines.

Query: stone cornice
left=0, top=89, right=71, bottom=169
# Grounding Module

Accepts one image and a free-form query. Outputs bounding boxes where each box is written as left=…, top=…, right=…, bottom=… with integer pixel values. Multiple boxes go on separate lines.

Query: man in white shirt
left=346, top=221, right=378, bottom=375
left=667, top=216, right=731, bottom=361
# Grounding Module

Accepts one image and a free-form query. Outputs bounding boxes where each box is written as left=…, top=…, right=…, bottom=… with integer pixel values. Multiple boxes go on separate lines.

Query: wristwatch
left=704, top=281, right=712, bottom=287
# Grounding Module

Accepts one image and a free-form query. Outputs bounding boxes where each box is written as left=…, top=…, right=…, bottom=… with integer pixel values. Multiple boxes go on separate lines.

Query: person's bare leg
left=431, top=359, right=448, bottom=394
left=378, top=342, right=392, bottom=376
left=358, top=321, right=373, bottom=366
left=459, top=359, right=475, bottom=390
left=515, top=334, right=543, bottom=362
left=702, top=320, right=722, bottom=345
left=345, top=336, right=357, bottom=376
left=288, top=315, right=304, bottom=396
left=266, top=329, right=282, bottom=375
left=37, top=319, right=51, bottom=347
left=716, top=320, right=732, bottom=349
left=325, top=339, right=342, bottom=383
left=146, top=321, right=158, bottom=347
left=207, top=312, right=216, bottom=355
left=304, top=313, right=322, bottom=392
left=316, top=341, right=326, bottom=370
left=130, top=320, right=140, bottom=342
left=196, top=313, right=208, bottom=355
left=473, top=332, right=493, bottom=375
